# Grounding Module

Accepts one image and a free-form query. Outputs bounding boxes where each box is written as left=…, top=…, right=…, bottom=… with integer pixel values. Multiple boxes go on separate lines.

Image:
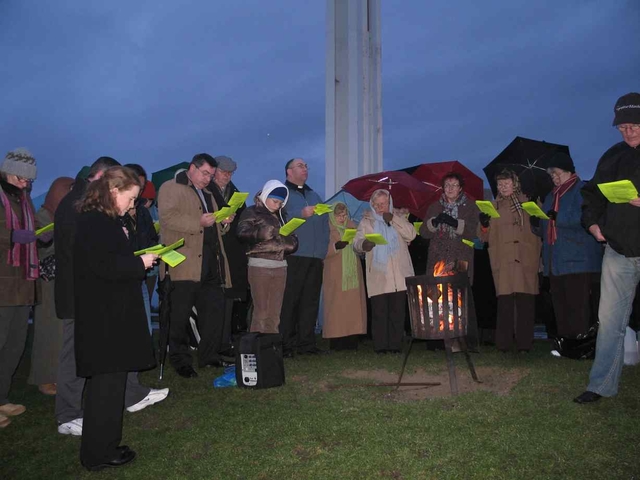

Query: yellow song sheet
left=35, top=223, right=54, bottom=236
left=341, top=228, right=357, bottom=243
left=134, top=238, right=184, bottom=257
left=462, top=239, right=475, bottom=248
left=313, top=204, right=334, bottom=215
left=153, top=221, right=160, bottom=234
left=475, top=200, right=500, bottom=218
left=521, top=202, right=549, bottom=220
left=159, top=250, right=186, bottom=268
left=597, top=180, right=639, bottom=203
left=228, top=192, right=249, bottom=208
left=365, top=233, right=388, bottom=245
left=279, top=218, right=306, bottom=236
left=413, top=222, right=423, bottom=234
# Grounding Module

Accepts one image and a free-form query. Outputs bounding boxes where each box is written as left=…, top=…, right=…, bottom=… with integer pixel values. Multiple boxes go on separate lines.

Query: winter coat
left=157, top=172, right=231, bottom=285
left=123, top=203, right=158, bottom=253
left=540, top=180, right=603, bottom=276
left=210, top=180, right=249, bottom=298
left=237, top=195, right=298, bottom=261
left=73, top=210, right=156, bottom=377
left=322, top=219, right=367, bottom=338
left=581, top=141, right=640, bottom=257
left=54, top=177, right=87, bottom=319
left=283, top=181, right=329, bottom=259
left=353, top=210, right=416, bottom=297
left=420, top=197, right=479, bottom=283
left=0, top=179, right=39, bottom=306
left=478, top=195, right=541, bottom=296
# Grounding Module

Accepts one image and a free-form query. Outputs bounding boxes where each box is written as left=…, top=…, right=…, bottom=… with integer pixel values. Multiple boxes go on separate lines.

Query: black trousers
left=279, top=256, right=324, bottom=353
left=549, top=273, right=594, bottom=338
left=496, top=293, right=535, bottom=351
left=80, top=371, right=127, bottom=467
left=370, top=291, right=407, bottom=352
left=169, top=280, right=226, bottom=369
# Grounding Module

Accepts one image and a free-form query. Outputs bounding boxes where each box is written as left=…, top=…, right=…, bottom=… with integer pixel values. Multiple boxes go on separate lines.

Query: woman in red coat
left=74, top=166, right=158, bottom=471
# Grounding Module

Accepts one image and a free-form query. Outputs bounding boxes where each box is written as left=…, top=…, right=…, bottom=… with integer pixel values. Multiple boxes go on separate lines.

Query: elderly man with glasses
left=575, top=92, right=640, bottom=404
left=279, top=158, right=330, bottom=356
left=158, top=153, right=233, bottom=378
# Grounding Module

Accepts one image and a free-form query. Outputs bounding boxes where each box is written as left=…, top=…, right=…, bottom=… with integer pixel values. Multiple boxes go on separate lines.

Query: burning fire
left=414, top=262, right=464, bottom=333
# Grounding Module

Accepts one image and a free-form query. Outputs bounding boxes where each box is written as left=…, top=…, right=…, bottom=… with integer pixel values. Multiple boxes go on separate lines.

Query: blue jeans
left=587, top=245, right=640, bottom=396
left=141, top=281, right=152, bottom=335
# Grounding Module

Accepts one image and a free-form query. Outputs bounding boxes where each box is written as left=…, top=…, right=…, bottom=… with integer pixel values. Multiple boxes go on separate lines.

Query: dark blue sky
left=1, top=1, right=638, bottom=198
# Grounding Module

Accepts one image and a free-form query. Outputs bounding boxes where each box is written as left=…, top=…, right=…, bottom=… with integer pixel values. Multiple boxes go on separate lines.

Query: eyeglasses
left=195, top=165, right=215, bottom=178
left=616, top=124, right=640, bottom=132
left=443, top=183, right=461, bottom=189
left=291, top=163, right=309, bottom=170
left=16, top=176, right=33, bottom=183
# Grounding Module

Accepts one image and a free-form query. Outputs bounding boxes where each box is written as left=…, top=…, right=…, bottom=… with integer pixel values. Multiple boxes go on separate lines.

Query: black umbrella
left=484, top=136, right=571, bottom=201
left=156, top=267, right=174, bottom=380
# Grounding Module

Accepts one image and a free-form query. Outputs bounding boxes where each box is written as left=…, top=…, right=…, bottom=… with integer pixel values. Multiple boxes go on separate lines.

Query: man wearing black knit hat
left=575, top=92, right=640, bottom=404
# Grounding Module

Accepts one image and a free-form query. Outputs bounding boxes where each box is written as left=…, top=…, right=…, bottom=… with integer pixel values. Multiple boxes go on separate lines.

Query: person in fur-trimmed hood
left=237, top=180, right=298, bottom=334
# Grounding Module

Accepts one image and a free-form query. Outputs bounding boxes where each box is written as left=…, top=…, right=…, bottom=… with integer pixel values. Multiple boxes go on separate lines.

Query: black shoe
left=82, top=448, right=136, bottom=472
left=176, top=365, right=198, bottom=378
left=573, top=391, right=602, bottom=404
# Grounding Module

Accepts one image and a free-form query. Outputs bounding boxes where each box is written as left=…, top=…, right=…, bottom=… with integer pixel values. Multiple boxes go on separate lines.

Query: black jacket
left=122, top=203, right=159, bottom=252
left=581, top=141, right=640, bottom=257
left=74, top=210, right=156, bottom=376
left=53, top=177, right=87, bottom=319
left=210, top=180, right=248, bottom=298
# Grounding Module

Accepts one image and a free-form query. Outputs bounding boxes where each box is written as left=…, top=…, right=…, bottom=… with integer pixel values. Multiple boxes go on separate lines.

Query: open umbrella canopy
left=411, top=161, right=484, bottom=203
left=342, top=170, right=437, bottom=218
left=324, top=189, right=370, bottom=223
left=151, top=162, right=190, bottom=191
left=483, top=136, right=570, bottom=201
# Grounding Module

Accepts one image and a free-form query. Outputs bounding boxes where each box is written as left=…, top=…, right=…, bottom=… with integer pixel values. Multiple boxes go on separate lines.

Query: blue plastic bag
left=213, top=366, right=237, bottom=388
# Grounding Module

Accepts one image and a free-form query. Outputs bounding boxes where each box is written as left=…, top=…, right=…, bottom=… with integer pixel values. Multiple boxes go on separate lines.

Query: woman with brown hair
left=478, top=169, right=541, bottom=352
left=74, top=166, right=158, bottom=471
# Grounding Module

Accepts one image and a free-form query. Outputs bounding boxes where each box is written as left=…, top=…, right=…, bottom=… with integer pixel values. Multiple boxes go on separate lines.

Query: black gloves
left=334, top=241, right=349, bottom=250
left=439, top=213, right=458, bottom=229
left=479, top=213, right=491, bottom=228
left=529, top=216, right=540, bottom=229
left=546, top=210, right=557, bottom=221
left=361, top=239, right=375, bottom=252
left=382, top=212, right=393, bottom=225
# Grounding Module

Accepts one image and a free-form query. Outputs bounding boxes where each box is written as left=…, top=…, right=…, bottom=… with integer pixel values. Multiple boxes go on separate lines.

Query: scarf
left=499, top=193, right=524, bottom=226
left=0, top=184, right=39, bottom=280
left=439, top=193, right=467, bottom=238
left=547, top=174, right=579, bottom=245
left=329, top=203, right=359, bottom=291
left=370, top=195, right=400, bottom=271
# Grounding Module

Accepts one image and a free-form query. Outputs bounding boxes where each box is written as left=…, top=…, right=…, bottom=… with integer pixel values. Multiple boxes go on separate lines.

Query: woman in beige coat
left=478, top=170, right=541, bottom=352
left=322, top=203, right=366, bottom=350
left=354, top=190, right=416, bottom=353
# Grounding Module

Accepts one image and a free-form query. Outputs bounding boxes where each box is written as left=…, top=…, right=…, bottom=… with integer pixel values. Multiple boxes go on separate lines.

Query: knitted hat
left=267, top=187, right=287, bottom=201
left=545, top=151, right=575, bottom=174
left=214, top=155, right=237, bottom=172
left=613, top=92, right=640, bottom=126
left=140, top=180, right=156, bottom=200
left=1, top=148, right=37, bottom=180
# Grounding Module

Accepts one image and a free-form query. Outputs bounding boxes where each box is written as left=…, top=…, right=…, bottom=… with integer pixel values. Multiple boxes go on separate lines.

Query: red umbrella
left=411, top=161, right=484, bottom=202
left=342, top=171, right=437, bottom=218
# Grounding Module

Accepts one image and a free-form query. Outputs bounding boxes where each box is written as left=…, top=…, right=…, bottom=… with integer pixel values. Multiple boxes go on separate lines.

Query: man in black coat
left=209, top=156, right=249, bottom=349
left=54, top=157, right=167, bottom=436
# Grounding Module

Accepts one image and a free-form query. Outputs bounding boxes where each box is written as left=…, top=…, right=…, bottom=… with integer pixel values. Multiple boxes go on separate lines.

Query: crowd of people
left=0, top=91, right=638, bottom=471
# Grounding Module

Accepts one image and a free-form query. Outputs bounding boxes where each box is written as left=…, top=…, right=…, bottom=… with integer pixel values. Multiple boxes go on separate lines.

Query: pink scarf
left=1, top=187, right=39, bottom=280
left=547, top=173, right=579, bottom=246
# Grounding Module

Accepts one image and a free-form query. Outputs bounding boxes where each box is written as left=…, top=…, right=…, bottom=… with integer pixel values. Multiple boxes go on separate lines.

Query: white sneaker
left=58, top=418, right=83, bottom=436
left=126, top=388, right=169, bottom=413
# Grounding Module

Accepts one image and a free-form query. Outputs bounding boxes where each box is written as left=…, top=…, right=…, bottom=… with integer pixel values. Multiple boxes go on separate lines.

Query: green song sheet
left=341, top=228, right=357, bottom=243
left=153, top=221, right=160, bottom=234
left=134, top=238, right=184, bottom=256
left=35, top=223, right=54, bottom=236
left=213, top=206, right=236, bottom=223
left=279, top=218, right=306, bottom=236
left=597, top=180, right=639, bottom=203
left=462, top=239, right=475, bottom=248
left=521, top=202, right=549, bottom=220
left=314, top=204, right=334, bottom=215
left=413, top=222, right=423, bottom=234
left=159, top=250, right=186, bottom=267
left=475, top=200, right=500, bottom=218
left=228, top=192, right=249, bottom=207
left=365, top=233, right=388, bottom=245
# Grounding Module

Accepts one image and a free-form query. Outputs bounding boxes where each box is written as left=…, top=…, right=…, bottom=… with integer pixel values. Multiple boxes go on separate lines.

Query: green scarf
left=329, top=203, right=359, bottom=291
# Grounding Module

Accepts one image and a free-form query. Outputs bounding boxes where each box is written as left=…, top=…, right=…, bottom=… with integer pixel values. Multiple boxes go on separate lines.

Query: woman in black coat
left=74, top=166, right=158, bottom=471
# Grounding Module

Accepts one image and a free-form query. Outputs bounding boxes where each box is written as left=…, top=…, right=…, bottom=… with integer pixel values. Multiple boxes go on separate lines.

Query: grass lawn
left=2, top=330, right=640, bottom=480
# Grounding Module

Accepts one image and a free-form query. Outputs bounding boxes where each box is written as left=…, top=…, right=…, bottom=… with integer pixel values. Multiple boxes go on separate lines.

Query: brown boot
left=0, top=414, right=10, bottom=428
left=0, top=403, right=26, bottom=416
left=39, top=383, right=57, bottom=396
